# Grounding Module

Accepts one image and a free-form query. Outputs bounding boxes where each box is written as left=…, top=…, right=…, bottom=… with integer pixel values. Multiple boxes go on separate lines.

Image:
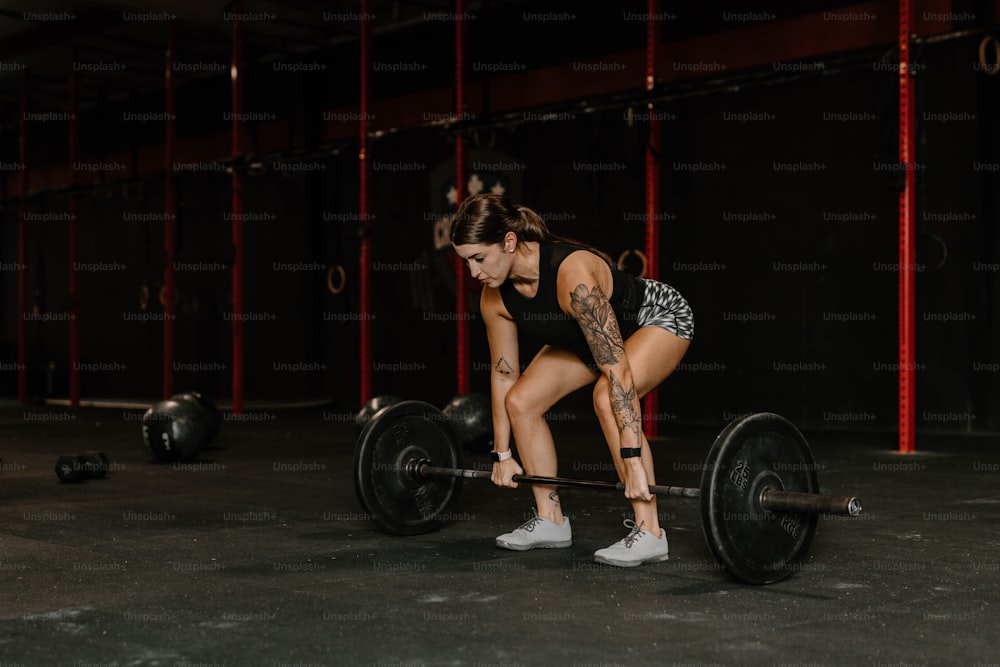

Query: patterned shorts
left=635, top=279, right=694, bottom=340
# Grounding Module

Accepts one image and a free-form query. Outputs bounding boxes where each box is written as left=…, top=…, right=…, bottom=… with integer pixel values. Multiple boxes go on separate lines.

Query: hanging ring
left=616, top=249, right=648, bottom=278
left=327, top=264, right=347, bottom=295
left=158, top=285, right=179, bottom=306
left=979, top=35, right=1000, bottom=76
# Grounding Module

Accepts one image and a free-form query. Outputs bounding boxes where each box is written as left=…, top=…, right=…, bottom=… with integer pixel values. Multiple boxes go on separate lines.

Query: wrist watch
left=490, top=449, right=512, bottom=462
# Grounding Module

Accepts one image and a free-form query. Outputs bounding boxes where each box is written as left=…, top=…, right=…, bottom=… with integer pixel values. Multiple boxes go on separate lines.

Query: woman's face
left=452, top=241, right=511, bottom=288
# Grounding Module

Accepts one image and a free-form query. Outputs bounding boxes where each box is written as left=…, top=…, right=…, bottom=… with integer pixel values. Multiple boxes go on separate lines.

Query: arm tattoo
left=495, top=357, right=514, bottom=376
left=569, top=283, right=625, bottom=366
left=570, top=283, right=639, bottom=440
left=609, top=370, right=641, bottom=440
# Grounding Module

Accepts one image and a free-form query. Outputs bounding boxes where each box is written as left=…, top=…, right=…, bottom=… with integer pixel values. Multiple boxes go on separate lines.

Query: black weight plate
left=700, top=413, right=819, bottom=585
left=353, top=400, right=463, bottom=536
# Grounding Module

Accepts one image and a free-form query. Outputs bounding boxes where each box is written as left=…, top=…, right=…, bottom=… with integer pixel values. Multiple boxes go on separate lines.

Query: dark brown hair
left=450, top=193, right=610, bottom=263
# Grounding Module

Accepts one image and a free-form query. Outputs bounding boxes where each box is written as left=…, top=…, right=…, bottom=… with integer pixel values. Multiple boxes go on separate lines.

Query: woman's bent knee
left=592, top=377, right=614, bottom=421
left=505, top=382, right=545, bottom=422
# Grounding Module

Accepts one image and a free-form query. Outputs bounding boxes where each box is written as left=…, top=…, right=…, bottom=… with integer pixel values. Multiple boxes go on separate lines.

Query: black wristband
left=620, top=447, right=642, bottom=459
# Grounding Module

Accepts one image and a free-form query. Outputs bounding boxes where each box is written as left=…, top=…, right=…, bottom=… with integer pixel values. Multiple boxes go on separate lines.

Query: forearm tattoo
left=495, top=357, right=514, bottom=376
left=609, top=370, right=641, bottom=441
left=569, top=283, right=625, bottom=366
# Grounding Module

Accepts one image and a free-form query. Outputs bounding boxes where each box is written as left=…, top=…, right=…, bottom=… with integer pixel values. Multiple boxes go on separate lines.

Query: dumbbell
left=441, top=392, right=493, bottom=453
left=141, top=391, right=221, bottom=463
left=358, top=393, right=493, bottom=452
left=142, top=398, right=209, bottom=462
left=171, top=391, right=221, bottom=442
left=55, top=451, right=111, bottom=483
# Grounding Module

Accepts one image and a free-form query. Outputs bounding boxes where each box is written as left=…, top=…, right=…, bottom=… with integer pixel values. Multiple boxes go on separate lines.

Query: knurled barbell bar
left=416, top=462, right=860, bottom=514
left=353, top=400, right=863, bottom=585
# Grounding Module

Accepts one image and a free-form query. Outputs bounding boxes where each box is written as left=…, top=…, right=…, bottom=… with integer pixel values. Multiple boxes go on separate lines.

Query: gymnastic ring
left=918, top=233, right=948, bottom=273
left=158, top=285, right=179, bottom=307
left=979, top=35, right=1000, bottom=76
left=327, top=264, right=347, bottom=295
left=617, top=249, right=648, bottom=278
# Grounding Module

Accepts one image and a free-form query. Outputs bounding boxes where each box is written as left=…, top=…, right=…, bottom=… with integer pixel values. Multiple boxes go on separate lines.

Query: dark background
left=1, top=0, right=998, bottom=434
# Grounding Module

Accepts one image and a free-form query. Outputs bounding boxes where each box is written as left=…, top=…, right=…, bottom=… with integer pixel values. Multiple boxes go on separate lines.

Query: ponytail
left=512, top=205, right=550, bottom=243
left=452, top=194, right=612, bottom=264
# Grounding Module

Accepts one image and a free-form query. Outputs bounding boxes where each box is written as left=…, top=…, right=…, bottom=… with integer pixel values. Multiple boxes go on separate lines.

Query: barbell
left=353, top=400, right=862, bottom=585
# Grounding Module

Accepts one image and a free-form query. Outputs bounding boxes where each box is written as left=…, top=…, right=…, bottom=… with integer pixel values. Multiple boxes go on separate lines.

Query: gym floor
left=1, top=401, right=997, bottom=667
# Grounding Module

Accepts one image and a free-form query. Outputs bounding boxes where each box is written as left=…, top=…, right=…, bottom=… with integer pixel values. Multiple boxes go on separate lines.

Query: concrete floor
left=1, top=401, right=998, bottom=666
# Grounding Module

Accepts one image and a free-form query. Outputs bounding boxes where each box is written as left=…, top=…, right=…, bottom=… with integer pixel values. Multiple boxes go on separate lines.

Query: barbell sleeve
left=760, top=490, right=862, bottom=517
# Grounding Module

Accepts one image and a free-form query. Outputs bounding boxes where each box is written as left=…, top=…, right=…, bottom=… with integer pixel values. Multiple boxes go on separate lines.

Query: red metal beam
left=642, top=0, right=662, bottom=439
left=898, top=0, right=917, bottom=453
left=359, top=0, right=373, bottom=406
left=68, top=53, right=80, bottom=405
left=163, top=22, right=177, bottom=399
left=17, top=69, right=29, bottom=404
left=321, top=0, right=909, bottom=141
left=454, top=0, right=470, bottom=396
left=2, top=1, right=966, bottom=199
left=230, top=2, right=245, bottom=414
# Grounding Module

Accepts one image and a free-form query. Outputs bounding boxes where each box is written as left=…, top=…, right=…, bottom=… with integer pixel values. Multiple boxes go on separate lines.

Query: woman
left=450, top=193, right=693, bottom=567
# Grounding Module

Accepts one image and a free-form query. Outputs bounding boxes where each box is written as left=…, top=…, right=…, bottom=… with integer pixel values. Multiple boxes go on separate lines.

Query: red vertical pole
left=68, top=54, right=80, bottom=405
left=454, top=0, right=470, bottom=396
left=17, top=69, right=29, bottom=404
left=359, top=0, right=373, bottom=406
left=898, top=0, right=916, bottom=453
left=230, top=4, right=245, bottom=414
left=163, top=22, right=177, bottom=399
left=642, top=0, right=661, bottom=438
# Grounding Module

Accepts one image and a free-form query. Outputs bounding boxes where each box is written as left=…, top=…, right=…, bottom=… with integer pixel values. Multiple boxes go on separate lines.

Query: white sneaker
left=593, top=519, right=669, bottom=567
left=495, top=511, right=572, bottom=551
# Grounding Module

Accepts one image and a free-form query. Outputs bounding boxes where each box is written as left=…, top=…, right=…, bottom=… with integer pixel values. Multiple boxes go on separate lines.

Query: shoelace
left=623, top=519, right=646, bottom=548
left=518, top=511, right=544, bottom=533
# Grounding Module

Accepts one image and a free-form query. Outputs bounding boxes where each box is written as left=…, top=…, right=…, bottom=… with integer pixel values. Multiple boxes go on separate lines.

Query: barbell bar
left=353, top=400, right=864, bottom=585
left=416, top=463, right=702, bottom=498
left=415, top=463, right=861, bottom=516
